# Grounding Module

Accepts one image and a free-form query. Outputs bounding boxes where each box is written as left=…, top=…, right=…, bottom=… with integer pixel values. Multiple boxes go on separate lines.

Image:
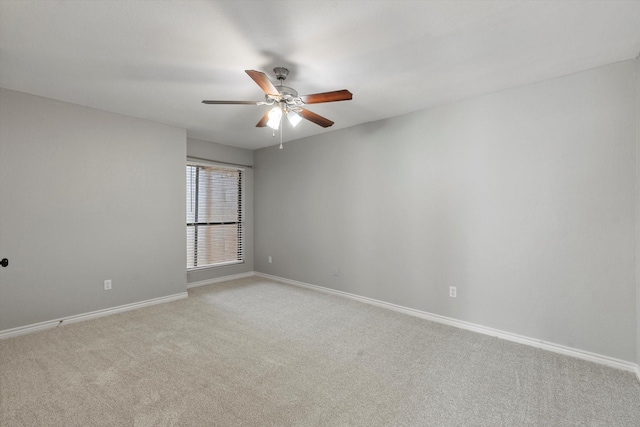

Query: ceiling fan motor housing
left=266, top=67, right=301, bottom=104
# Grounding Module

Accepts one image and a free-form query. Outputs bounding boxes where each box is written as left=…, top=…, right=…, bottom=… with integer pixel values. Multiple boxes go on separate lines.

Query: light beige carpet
left=1, top=276, right=639, bottom=426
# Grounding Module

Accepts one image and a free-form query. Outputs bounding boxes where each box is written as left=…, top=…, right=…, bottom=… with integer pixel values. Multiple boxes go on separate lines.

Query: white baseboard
left=1, top=270, right=255, bottom=340
left=255, top=272, right=640, bottom=378
left=187, top=271, right=256, bottom=289
left=0, top=292, right=188, bottom=340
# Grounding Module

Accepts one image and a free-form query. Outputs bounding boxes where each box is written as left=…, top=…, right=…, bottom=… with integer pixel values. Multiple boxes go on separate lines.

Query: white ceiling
left=1, top=1, right=640, bottom=150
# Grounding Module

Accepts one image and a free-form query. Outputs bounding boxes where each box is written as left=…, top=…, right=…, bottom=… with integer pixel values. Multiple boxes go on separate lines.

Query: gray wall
left=254, top=60, right=638, bottom=362
left=186, top=138, right=254, bottom=284
left=636, top=56, right=640, bottom=367
left=0, top=88, right=186, bottom=331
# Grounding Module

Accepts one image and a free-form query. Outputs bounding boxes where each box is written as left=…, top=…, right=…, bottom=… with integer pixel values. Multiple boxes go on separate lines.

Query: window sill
left=187, top=260, right=245, bottom=272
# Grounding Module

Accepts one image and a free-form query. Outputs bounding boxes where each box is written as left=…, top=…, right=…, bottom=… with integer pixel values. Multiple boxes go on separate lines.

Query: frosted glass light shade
left=287, top=111, right=302, bottom=127
left=267, top=106, right=282, bottom=129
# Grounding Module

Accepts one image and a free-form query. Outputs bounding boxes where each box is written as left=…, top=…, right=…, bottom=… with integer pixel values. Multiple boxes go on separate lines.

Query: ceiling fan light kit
left=202, top=67, right=353, bottom=144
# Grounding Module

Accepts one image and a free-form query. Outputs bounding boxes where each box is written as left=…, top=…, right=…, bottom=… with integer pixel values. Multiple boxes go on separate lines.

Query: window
left=186, top=162, right=243, bottom=269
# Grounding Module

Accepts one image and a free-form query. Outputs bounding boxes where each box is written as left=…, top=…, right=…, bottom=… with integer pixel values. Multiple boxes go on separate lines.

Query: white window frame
left=186, top=159, right=245, bottom=270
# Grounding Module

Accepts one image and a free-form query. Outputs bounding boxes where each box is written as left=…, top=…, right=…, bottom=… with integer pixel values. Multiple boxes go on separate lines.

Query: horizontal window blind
left=187, top=163, right=243, bottom=269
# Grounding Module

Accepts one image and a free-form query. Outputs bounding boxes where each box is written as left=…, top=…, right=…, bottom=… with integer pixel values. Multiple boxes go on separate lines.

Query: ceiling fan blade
left=300, top=89, right=352, bottom=104
left=299, top=108, right=334, bottom=128
left=202, top=100, right=261, bottom=105
left=255, top=110, right=270, bottom=127
left=245, top=70, right=279, bottom=97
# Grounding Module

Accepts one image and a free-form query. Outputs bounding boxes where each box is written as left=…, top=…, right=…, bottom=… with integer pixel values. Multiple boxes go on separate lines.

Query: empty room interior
left=1, top=1, right=640, bottom=425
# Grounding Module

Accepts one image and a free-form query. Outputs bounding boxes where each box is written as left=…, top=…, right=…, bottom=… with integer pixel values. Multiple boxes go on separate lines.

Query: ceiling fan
left=202, top=67, right=352, bottom=130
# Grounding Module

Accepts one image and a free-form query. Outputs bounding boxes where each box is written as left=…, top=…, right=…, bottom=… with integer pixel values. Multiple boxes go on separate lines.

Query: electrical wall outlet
left=268, top=256, right=272, bottom=264
left=104, top=279, right=112, bottom=290
left=449, top=286, right=457, bottom=298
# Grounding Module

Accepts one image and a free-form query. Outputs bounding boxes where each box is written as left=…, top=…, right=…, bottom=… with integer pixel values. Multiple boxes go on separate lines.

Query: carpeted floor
left=1, top=276, right=639, bottom=426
